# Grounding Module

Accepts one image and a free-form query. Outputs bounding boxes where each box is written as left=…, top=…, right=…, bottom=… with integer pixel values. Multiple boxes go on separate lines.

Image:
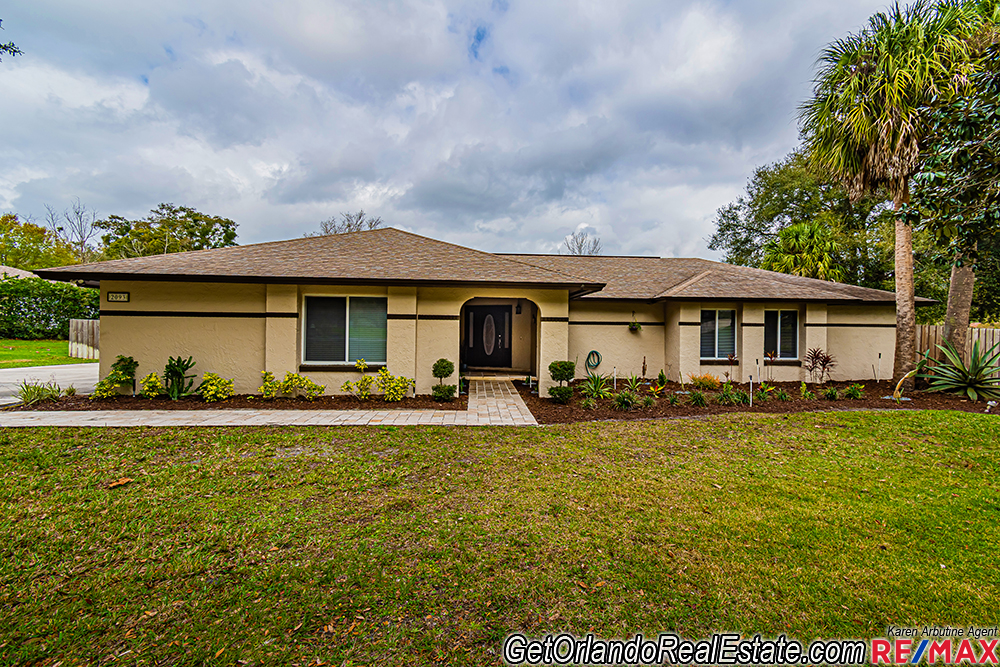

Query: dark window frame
left=763, top=309, right=799, bottom=359
left=700, top=309, right=737, bottom=359
left=302, top=295, right=388, bottom=365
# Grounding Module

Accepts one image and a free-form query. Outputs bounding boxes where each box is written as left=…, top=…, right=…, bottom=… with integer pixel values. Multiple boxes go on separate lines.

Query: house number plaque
left=107, top=292, right=130, bottom=303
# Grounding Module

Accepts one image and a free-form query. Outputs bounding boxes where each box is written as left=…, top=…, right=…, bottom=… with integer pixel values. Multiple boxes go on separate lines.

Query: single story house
left=36, top=228, right=912, bottom=394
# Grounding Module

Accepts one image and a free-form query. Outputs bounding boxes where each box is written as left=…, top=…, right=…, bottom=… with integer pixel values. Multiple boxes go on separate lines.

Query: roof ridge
left=706, top=260, right=894, bottom=299
left=497, top=254, right=600, bottom=284
left=371, top=229, right=599, bottom=284
left=656, top=269, right=714, bottom=298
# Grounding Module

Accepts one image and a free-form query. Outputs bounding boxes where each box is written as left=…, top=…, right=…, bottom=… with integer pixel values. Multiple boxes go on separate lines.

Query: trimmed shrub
left=259, top=371, right=283, bottom=399
left=548, top=361, right=576, bottom=385
left=376, top=368, right=414, bottom=402
left=199, top=373, right=235, bottom=402
left=341, top=359, right=374, bottom=400
left=0, top=276, right=98, bottom=339
left=92, top=355, right=138, bottom=399
left=259, top=371, right=326, bottom=400
left=432, top=384, right=457, bottom=402
left=688, top=373, right=720, bottom=390
left=548, top=385, right=573, bottom=404
left=432, top=358, right=455, bottom=384
left=139, top=372, right=165, bottom=399
left=281, top=372, right=326, bottom=400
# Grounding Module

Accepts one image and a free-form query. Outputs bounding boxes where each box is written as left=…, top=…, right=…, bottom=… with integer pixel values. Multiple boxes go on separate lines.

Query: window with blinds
left=347, top=297, right=388, bottom=363
left=700, top=309, right=736, bottom=358
left=303, top=296, right=387, bottom=364
left=764, top=310, right=798, bottom=359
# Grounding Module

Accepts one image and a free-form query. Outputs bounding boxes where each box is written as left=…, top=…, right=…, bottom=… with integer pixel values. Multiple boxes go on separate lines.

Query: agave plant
left=579, top=373, right=613, bottom=400
left=918, top=341, right=1000, bottom=402
left=624, top=374, right=643, bottom=394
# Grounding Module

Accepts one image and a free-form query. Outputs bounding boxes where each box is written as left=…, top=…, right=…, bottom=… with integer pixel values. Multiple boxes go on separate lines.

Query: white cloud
left=0, top=0, right=892, bottom=257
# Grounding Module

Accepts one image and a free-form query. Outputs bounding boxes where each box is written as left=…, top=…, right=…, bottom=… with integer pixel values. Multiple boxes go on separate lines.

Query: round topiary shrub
left=432, top=358, right=455, bottom=384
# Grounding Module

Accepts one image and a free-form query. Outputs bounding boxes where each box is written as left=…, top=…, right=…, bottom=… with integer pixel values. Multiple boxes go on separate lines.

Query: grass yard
left=0, top=339, right=92, bottom=369
left=1, top=412, right=998, bottom=665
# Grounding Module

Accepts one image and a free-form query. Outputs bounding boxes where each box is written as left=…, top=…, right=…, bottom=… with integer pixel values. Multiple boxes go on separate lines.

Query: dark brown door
left=465, top=306, right=512, bottom=367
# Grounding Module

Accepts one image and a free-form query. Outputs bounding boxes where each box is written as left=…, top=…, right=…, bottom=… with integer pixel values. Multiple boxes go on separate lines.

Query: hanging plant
left=628, top=312, right=642, bottom=332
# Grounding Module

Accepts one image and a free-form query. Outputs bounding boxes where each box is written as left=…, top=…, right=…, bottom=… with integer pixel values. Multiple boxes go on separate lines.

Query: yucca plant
left=579, top=373, right=613, bottom=400
left=918, top=340, right=1000, bottom=402
left=624, top=374, right=643, bottom=394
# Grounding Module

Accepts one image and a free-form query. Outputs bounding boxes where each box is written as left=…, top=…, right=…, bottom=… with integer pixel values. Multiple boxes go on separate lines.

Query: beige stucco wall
left=97, top=278, right=897, bottom=398
left=98, top=280, right=570, bottom=396
left=100, top=280, right=268, bottom=393
left=567, top=300, right=665, bottom=379
left=663, top=300, right=894, bottom=384
left=826, top=304, right=896, bottom=381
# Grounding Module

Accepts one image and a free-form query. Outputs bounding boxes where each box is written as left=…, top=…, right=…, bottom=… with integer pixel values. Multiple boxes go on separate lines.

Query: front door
left=465, top=305, right=512, bottom=368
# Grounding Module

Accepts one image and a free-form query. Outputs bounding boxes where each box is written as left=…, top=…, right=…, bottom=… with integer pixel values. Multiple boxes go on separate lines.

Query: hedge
left=0, top=276, right=99, bottom=339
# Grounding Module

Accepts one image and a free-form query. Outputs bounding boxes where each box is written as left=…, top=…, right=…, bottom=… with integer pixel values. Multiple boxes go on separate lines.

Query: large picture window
left=304, top=296, right=387, bottom=364
left=764, top=310, right=798, bottom=359
left=700, top=309, right=736, bottom=359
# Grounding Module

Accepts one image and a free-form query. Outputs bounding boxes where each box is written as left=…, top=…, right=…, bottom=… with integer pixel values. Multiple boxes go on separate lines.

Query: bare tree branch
left=563, top=229, right=603, bottom=255
left=311, top=210, right=384, bottom=236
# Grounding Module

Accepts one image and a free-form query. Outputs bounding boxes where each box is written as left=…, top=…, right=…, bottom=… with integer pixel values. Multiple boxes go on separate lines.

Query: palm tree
left=761, top=222, right=845, bottom=281
left=799, top=0, right=980, bottom=385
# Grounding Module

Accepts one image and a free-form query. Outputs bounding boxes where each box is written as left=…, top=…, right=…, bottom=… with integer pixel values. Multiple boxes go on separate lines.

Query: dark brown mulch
left=514, top=379, right=996, bottom=424
left=8, top=393, right=468, bottom=412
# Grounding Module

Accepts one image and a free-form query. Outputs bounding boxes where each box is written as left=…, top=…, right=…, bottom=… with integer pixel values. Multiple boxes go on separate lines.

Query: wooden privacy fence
left=917, top=324, right=1000, bottom=362
left=69, top=319, right=99, bottom=360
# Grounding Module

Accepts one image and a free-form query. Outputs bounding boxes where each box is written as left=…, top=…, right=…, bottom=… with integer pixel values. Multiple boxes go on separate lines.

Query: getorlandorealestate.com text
left=502, top=626, right=1000, bottom=666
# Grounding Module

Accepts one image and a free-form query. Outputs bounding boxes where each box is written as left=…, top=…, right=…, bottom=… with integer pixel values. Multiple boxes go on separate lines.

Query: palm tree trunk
left=943, top=255, right=976, bottom=360
left=893, top=196, right=917, bottom=387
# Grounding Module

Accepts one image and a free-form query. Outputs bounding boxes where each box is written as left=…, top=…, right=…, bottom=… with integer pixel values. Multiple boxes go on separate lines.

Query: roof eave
left=32, top=270, right=605, bottom=292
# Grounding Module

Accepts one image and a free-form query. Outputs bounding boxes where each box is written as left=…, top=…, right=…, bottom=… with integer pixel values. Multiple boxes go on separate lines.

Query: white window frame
left=764, top=309, right=799, bottom=360
left=700, top=309, right=737, bottom=360
left=300, top=294, right=387, bottom=365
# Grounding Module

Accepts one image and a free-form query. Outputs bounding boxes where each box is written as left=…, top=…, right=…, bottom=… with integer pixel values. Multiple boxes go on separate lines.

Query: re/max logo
left=873, top=639, right=1000, bottom=664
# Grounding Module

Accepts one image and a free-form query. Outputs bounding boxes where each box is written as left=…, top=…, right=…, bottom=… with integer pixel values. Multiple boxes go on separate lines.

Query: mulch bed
left=514, top=379, right=996, bottom=424
left=7, top=393, right=468, bottom=412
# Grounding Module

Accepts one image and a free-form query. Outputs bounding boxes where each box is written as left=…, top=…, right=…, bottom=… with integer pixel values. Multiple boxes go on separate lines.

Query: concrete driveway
left=0, top=363, right=99, bottom=405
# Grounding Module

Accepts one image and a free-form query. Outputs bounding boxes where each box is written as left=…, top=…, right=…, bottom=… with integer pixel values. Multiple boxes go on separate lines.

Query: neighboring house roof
left=34, top=227, right=922, bottom=304
left=34, top=228, right=603, bottom=294
left=504, top=254, right=927, bottom=304
left=0, top=265, right=38, bottom=279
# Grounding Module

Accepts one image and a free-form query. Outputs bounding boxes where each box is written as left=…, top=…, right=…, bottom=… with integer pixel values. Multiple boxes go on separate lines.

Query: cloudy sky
left=1, top=0, right=891, bottom=257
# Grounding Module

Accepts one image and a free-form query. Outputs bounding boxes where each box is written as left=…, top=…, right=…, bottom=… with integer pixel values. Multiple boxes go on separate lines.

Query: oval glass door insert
left=483, top=314, right=496, bottom=355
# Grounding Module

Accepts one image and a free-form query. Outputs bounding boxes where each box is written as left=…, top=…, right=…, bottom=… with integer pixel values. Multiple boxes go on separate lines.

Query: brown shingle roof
left=35, top=227, right=922, bottom=303
left=505, top=254, right=920, bottom=303
left=35, top=228, right=602, bottom=291
left=1, top=265, right=38, bottom=279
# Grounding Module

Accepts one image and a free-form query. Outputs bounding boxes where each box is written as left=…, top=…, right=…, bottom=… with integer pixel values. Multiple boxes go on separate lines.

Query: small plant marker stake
left=613, top=367, right=617, bottom=391
left=749, top=375, right=753, bottom=407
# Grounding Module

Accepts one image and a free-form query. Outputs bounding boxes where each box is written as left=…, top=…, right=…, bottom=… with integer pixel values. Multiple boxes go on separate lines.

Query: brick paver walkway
left=0, top=380, right=538, bottom=428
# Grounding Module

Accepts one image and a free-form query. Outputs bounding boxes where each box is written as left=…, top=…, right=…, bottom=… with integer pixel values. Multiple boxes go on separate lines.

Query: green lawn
left=1, top=412, right=998, bottom=665
left=0, top=339, right=94, bottom=369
